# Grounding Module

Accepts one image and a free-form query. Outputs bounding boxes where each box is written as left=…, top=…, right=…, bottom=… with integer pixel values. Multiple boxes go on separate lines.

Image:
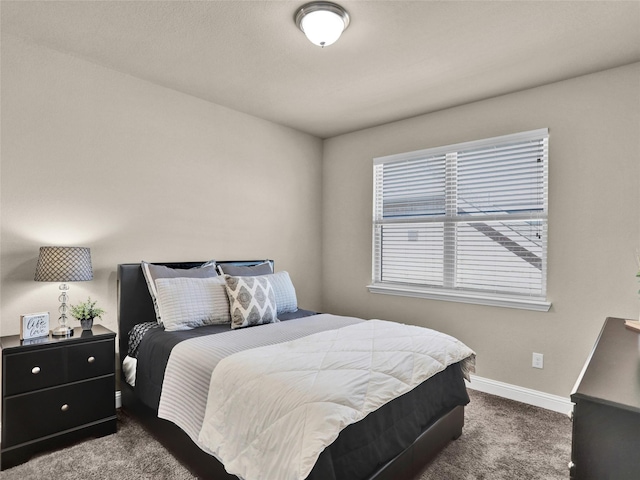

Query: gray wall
left=322, top=63, right=640, bottom=397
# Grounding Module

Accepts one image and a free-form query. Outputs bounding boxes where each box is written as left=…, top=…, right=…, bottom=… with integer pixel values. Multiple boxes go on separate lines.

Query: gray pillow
left=141, top=261, right=217, bottom=325
left=155, top=276, right=230, bottom=331
left=225, top=275, right=278, bottom=329
left=218, top=261, right=273, bottom=277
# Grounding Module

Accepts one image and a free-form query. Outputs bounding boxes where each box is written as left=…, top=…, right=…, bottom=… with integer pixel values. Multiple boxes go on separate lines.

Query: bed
left=117, top=260, right=474, bottom=480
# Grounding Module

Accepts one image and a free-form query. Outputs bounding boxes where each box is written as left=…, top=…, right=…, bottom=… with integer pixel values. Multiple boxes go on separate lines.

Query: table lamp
left=34, top=246, right=93, bottom=336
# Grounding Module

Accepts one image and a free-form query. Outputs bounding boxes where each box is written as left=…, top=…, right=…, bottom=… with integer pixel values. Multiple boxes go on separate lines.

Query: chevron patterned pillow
left=225, top=275, right=278, bottom=329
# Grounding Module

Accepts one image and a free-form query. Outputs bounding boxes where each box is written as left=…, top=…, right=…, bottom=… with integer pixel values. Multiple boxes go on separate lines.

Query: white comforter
left=198, top=319, right=475, bottom=480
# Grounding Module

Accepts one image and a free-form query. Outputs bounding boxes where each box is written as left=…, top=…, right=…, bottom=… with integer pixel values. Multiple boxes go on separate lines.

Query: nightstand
left=1, top=325, right=117, bottom=470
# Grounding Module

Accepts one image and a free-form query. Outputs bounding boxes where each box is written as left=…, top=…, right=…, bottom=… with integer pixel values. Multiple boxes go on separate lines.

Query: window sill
left=367, top=283, right=551, bottom=312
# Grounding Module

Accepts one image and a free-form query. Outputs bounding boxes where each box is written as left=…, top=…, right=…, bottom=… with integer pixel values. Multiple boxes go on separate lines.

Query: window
left=369, top=129, right=550, bottom=311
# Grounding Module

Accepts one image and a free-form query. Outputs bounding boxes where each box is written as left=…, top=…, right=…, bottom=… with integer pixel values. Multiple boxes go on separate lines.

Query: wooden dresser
left=1, top=325, right=117, bottom=470
left=570, top=317, right=640, bottom=480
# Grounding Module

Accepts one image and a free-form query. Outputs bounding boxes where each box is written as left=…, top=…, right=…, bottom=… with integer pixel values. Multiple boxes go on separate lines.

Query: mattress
left=129, top=313, right=471, bottom=480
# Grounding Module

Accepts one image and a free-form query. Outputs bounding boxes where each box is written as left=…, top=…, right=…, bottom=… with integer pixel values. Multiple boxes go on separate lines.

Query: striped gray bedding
left=157, top=314, right=363, bottom=445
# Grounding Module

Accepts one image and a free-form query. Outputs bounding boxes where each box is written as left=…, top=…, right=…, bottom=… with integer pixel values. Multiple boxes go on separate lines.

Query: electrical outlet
left=532, top=352, right=544, bottom=369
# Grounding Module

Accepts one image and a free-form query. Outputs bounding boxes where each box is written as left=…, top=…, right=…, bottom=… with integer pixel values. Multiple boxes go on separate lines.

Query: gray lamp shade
left=34, top=246, right=93, bottom=282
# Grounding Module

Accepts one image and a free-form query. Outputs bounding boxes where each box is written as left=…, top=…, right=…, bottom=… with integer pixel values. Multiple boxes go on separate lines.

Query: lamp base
left=51, top=325, right=73, bottom=337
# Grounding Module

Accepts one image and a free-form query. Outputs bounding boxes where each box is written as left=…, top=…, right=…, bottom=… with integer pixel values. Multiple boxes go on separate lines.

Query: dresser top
left=571, top=317, right=640, bottom=413
left=0, top=325, right=115, bottom=353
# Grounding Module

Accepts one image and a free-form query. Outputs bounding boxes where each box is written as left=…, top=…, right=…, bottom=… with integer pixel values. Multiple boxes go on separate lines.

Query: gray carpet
left=419, top=390, right=571, bottom=479
left=0, top=390, right=571, bottom=480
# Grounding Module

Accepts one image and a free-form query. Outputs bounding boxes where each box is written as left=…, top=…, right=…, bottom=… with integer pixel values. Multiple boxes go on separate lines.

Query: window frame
left=368, top=128, right=551, bottom=312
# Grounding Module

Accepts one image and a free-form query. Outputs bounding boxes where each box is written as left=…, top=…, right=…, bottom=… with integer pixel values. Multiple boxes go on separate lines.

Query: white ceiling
left=2, top=1, right=639, bottom=138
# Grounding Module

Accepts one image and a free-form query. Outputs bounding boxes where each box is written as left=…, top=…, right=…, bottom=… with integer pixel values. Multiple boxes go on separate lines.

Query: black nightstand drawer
left=3, top=348, right=65, bottom=396
left=2, top=375, right=115, bottom=448
left=67, top=339, right=114, bottom=382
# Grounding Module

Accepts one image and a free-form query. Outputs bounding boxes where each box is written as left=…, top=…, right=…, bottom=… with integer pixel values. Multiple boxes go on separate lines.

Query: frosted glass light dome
left=295, top=2, right=350, bottom=47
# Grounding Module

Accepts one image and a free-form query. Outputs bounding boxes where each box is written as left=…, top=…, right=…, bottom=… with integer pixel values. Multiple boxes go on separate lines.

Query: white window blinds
left=371, top=129, right=549, bottom=311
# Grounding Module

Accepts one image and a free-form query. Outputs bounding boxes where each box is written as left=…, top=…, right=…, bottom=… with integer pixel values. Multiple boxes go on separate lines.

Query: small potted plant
left=70, top=297, right=105, bottom=331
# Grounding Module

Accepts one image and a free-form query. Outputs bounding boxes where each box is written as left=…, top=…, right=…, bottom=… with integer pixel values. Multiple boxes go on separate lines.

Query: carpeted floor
left=0, top=390, right=571, bottom=480
left=418, top=390, right=571, bottom=480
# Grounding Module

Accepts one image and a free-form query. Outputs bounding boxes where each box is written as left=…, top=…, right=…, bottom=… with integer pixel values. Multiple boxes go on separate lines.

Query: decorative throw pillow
left=141, top=260, right=217, bottom=326
left=155, top=276, right=230, bottom=331
left=217, top=261, right=273, bottom=277
left=225, top=275, right=278, bottom=329
left=261, top=271, right=298, bottom=315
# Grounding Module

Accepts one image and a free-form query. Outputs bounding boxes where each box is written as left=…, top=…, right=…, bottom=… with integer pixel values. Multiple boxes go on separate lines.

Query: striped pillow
left=141, top=260, right=217, bottom=326
left=262, top=271, right=298, bottom=315
left=155, top=276, right=230, bottom=331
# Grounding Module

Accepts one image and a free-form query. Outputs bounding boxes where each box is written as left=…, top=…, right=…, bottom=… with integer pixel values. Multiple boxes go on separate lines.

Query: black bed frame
left=117, top=261, right=465, bottom=480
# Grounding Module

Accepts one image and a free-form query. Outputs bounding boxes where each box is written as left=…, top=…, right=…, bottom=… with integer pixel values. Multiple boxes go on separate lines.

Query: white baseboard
left=466, top=374, right=572, bottom=415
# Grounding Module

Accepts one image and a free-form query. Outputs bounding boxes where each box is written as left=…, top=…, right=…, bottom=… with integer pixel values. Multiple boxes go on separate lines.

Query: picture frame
left=20, top=312, right=50, bottom=340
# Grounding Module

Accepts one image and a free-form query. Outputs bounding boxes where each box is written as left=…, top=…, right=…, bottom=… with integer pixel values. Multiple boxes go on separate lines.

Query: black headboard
left=116, top=260, right=273, bottom=357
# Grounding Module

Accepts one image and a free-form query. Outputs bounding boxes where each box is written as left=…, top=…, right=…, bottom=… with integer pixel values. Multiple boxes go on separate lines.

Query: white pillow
left=155, top=276, right=230, bottom=331
left=141, top=260, right=217, bottom=326
left=262, top=271, right=298, bottom=315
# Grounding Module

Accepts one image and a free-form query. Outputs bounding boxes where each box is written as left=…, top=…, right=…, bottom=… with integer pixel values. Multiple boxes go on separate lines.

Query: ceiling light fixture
left=295, top=1, right=350, bottom=48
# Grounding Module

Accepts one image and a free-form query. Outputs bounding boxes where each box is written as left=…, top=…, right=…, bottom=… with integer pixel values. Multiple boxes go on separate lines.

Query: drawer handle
left=31, top=366, right=41, bottom=375
left=87, top=356, right=95, bottom=363
left=61, top=404, right=69, bottom=412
